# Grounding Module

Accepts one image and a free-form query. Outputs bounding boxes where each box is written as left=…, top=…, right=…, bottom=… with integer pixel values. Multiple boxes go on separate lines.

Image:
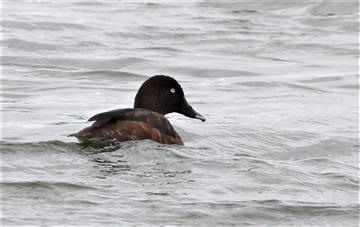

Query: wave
left=1, top=180, right=96, bottom=190
left=2, top=56, right=150, bottom=71
left=3, top=20, right=91, bottom=31
left=3, top=38, right=65, bottom=52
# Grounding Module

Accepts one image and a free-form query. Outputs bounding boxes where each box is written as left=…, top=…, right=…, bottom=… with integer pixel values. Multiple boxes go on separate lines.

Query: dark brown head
left=134, top=75, right=205, bottom=122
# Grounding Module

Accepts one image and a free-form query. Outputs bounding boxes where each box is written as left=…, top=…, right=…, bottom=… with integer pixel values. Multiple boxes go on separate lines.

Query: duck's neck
left=134, top=101, right=167, bottom=115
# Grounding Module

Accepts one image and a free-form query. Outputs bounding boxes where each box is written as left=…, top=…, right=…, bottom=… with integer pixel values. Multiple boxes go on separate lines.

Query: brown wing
left=73, top=108, right=183, bottom=145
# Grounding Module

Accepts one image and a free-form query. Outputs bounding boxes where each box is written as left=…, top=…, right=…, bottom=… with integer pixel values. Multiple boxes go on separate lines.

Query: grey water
left=1, top=1, right=359, bottom=226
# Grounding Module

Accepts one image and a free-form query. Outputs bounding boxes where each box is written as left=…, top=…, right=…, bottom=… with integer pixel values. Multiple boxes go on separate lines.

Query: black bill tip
left=195, top=113, right=206, bottom=122
left=179, top=98, right=206, bottom=122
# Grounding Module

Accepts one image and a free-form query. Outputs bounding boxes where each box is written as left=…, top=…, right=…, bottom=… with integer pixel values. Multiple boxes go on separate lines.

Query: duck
left=70, top=75, right=205, bottom=145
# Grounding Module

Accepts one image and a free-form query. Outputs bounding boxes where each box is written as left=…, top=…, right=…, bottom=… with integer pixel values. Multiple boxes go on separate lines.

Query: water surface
left=2, top=1, right=359, bottom=226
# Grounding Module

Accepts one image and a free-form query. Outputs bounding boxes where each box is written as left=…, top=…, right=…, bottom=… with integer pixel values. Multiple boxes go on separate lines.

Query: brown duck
left=70, top=75, right=205, bottom=145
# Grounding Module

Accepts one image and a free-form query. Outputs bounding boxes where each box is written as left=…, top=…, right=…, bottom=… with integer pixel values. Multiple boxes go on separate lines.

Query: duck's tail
left=67, top=133, right=78, bottom=137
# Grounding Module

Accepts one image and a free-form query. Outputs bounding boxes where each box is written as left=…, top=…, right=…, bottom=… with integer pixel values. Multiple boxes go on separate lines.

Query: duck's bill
left=179, top=99, right=206, bottom=122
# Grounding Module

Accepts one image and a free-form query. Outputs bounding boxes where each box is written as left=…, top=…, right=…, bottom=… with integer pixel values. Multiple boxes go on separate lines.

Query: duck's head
left=134, top=75, right=206, bottom=122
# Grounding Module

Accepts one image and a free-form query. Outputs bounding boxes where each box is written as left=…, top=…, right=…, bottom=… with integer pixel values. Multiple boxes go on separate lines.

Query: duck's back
left=72, top=108, right=183, bottom=145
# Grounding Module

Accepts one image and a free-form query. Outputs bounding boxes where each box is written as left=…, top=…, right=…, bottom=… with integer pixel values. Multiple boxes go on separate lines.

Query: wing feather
left=72, top=108, right=182, bottom=144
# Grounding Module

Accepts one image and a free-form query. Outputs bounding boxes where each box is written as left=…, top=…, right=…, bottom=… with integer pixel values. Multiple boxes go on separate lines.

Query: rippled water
left=2, top=1, right=359, bottom=226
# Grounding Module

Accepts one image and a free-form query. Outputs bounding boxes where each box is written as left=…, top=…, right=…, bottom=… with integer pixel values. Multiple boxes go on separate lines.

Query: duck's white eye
left=170, top=88, right=176, bottom=93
